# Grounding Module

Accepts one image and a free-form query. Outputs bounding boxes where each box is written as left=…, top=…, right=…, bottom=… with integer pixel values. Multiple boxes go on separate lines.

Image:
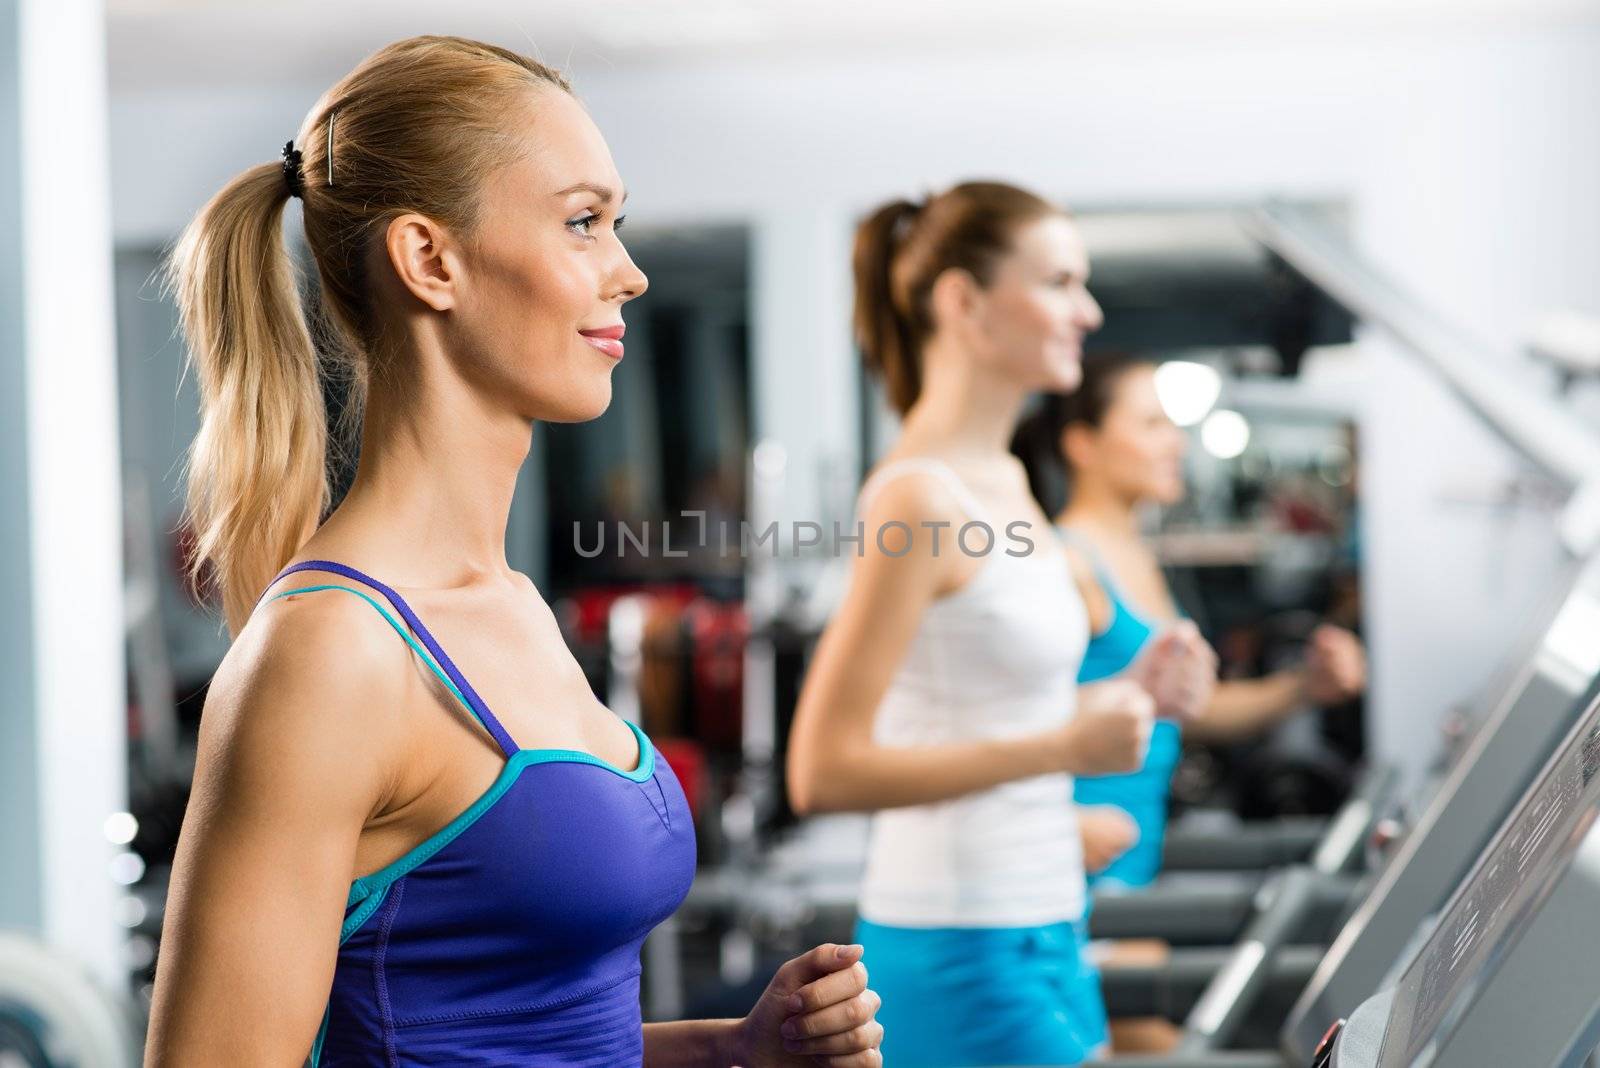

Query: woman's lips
left=580, top=324, right=625, bottom=360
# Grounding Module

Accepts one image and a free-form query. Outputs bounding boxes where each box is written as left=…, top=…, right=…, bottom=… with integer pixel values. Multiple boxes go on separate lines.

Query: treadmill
left=1281, top=553, right=1600, bottom=1058
left=1319, top=677, right=1600, bottom=1067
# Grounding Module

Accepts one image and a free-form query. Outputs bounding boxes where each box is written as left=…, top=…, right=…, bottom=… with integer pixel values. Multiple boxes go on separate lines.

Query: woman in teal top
left=1014, top=354, right=1369, bottom=890
left=1058, top=526, right=1180, bottom=888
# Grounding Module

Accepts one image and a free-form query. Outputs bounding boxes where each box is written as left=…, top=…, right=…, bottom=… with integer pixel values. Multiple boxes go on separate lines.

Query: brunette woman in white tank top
left=849, top=456, right=1098, bottom=928
left=787, top=183, right=1166, bottom=1067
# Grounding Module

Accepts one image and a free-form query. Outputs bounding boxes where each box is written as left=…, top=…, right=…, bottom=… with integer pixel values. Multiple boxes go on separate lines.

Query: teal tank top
left=1058, top=526, right=1183, bottom=889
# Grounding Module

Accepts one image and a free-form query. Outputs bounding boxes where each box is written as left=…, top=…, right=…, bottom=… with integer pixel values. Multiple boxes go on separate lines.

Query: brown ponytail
left=852, top=180, right=1061, bottom=415
left=167, top=36, right=573, bottom=636
left=853, top=199, right=924, bottom=415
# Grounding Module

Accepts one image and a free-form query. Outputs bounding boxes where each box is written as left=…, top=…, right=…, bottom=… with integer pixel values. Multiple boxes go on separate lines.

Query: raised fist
left=1302, top=625, right=1366, bottom=706
left=1129, top=620, right=1217, bottom=722
left=1057, top=680, right=1156, bottom=776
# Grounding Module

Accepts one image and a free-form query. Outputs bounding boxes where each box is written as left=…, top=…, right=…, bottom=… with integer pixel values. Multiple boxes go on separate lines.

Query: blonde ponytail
left=169, top=164, right=328, bottom=636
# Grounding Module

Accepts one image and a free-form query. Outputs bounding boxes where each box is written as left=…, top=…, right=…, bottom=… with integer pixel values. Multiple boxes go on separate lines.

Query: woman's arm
left=1077, top=524, right=1358, bottom=741
left=144, top=595, right=412, bottom=1067
left=1186, top=624, right=1366, bottom=741
left=787, top=473, right=1151, bottom=815
left=1184, top=670, right=1309, bottom=741
left=642, top=1020, right=741, bottom=1067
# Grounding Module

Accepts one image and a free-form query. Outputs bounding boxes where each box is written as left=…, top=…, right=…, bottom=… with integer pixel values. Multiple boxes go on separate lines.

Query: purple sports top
left=255, top=560, right=697, bottom=1067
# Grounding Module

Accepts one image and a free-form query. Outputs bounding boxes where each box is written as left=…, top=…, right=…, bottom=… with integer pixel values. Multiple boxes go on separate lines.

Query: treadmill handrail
left=1242, top=202, right=1600, bottom=558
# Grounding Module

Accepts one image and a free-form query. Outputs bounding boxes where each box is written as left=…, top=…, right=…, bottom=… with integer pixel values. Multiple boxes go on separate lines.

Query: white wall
left=109, top=17, right=1600, bottom=786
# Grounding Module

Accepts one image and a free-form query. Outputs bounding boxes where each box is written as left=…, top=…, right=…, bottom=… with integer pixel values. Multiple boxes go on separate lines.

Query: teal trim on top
left=1054, top=523, right=1185, bottom=626
left=338, top=717, right=655, bottom=944
left=310, top=1004, right=330, bottom=1066
left=285, top=583, right=658, bottom=1066
left=308, top=717, right=655, bottom=1066
left=268, top=583, right=659, bottom=937
left=267, top=583, right=487, bottom=734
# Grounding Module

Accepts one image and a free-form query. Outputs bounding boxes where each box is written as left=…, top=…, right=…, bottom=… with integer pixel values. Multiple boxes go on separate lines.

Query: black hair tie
left=281, top=140, right=305, bottom=199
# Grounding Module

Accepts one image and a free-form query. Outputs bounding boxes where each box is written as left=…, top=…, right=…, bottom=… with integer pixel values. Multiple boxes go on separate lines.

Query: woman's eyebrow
left=551, top=181, right=628, bottom=205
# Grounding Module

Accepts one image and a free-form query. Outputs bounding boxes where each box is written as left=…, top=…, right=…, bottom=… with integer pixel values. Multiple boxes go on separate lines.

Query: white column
left=0, top=0, right=40, bottom=943
left=16, top=0, right=125, bottom=984
left=749, top=208, right=858, bottom=557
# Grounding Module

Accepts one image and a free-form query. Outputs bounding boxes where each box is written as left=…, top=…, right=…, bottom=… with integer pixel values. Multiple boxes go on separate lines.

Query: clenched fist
left=1129, top=620, right=1217, bottom=722
left=1301, top=625, right=1366, bottom=706
left=729, top=943, right=883, bottom=1067
left=1056, top=679, right=1155, bottom=776
left=1078, top=805, right=1140, bottom=873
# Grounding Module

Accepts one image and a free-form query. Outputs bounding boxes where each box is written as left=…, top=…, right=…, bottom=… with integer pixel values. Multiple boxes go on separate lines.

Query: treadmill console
left=1377, top=690, right=1600, bottom=1067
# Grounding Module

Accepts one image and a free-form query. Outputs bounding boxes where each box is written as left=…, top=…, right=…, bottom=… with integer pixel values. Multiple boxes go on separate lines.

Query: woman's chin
left=1151, top=482, right=1186, bottom=506
left=1043, top=360, right=1083, bottom=393
left=540, top=384, right=614, bottom=425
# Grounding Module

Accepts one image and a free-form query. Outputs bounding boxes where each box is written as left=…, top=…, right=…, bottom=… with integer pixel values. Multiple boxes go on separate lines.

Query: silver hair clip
left=327, top=110, right=337, bottom=188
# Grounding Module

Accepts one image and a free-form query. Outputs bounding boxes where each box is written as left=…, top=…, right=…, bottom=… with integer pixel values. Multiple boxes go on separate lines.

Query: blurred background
left=3, top=0, right=1600, bottom=1063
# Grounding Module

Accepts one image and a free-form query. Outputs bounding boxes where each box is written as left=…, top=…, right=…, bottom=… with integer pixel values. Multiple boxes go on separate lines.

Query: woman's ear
left=927, top=266, right=980, bottom=335
left=383, top=213, right=458, bottom=312
left=1061, top=421, right=1095, bottom=474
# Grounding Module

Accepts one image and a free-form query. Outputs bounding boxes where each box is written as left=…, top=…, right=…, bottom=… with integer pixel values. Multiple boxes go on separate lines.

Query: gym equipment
left=1528, top=309, right=1600, bottom=394
left=0, top=933, right=142, bottom=1068
left=1090, top=533, right=1600, bottom=1062
left=1160, top=816, right=1328, bottom=872
left=1101, top=945, right=1324, bottom=1022
left=1242, top=199, right=1600, bottom=1063
left=1282, top=554, right=1600, bottom=1059
left=1318, top=680, right=1600, bottom=1067
left=1089, top=762, right=1397, bottom=947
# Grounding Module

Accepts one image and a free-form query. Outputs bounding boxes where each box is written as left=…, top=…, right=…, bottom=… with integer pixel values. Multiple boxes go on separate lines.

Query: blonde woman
left=145, top=37, right=880, bottom=1067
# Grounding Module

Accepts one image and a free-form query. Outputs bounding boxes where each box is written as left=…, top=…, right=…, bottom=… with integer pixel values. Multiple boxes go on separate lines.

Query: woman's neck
left=1060, top=478, right=1142, bottom=540
left=309, top=347, right=531, bottom=592
left=896, top=335, right=1028, bottom=461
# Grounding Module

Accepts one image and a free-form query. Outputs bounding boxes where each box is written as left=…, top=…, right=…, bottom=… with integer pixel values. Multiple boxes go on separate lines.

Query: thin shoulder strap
left=1054, top=523, right=1111, bottom=574
left=263, top=582, right=487, bottom=739
left=857, top=457, right=992, bottom=526
left=1056, top=524, right=1168, bottom=623
left=257, top=559, right=520, bottom=758
left=1054, top=523, right=1129, bottom=595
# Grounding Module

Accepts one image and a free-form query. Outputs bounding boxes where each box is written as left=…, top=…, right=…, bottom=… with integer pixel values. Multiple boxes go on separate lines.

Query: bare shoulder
left=198, top=585, right=416, bottom=822
left=852, top=458, right=983, bottom=600
left=149, top=586, right=418, bottom=1063
left=999, top=452, right=1035, bottom=490
left=859, top=458, right=970, bottom=534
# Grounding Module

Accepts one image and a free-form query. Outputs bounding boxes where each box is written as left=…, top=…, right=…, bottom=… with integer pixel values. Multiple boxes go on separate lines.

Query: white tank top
left=854, top=458, right=1092, bottom=928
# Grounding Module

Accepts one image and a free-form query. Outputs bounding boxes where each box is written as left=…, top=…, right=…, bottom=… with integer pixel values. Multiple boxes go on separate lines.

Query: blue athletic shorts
left=854, top=916, right=1110, bottom=1066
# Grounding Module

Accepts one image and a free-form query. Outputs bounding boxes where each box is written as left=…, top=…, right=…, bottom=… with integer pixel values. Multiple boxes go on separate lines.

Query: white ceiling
left=108, top=0, right=1600, bottom=91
